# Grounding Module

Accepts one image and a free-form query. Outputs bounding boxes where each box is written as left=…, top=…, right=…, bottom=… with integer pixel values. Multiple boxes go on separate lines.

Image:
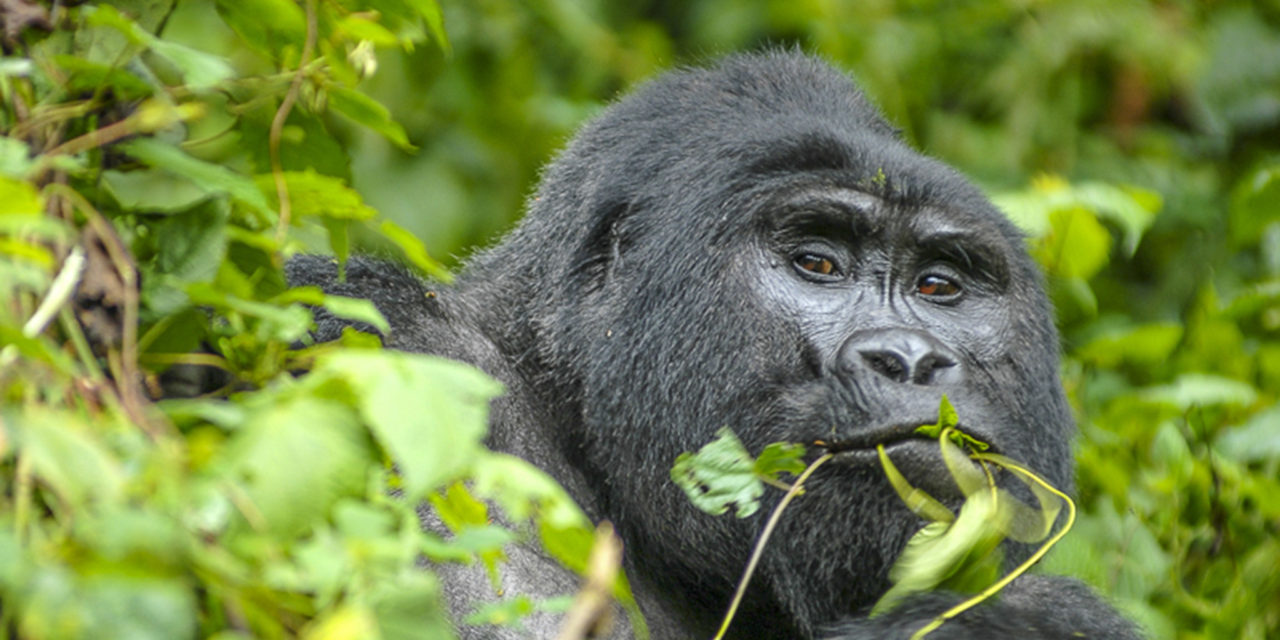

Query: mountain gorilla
left=289, top=52, right=1140, bottom=639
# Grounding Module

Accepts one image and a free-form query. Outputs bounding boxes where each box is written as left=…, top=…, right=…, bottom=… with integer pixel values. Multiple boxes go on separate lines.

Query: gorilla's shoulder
left=285, top=254, right=446, bottom=348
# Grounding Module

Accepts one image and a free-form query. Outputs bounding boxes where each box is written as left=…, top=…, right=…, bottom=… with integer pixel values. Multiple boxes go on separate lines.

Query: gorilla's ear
left=568, top=197, right=635, bottom=291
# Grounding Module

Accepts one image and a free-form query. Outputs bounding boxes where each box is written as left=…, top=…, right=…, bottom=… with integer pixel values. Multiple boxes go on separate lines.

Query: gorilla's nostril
left=861, top=351, right=909, bottom=383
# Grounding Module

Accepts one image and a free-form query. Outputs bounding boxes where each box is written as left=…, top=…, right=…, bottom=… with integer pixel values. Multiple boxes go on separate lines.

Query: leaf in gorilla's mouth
left=813, top=423, right=998, bottom=456
left=814, top=397, right=998, bottom=457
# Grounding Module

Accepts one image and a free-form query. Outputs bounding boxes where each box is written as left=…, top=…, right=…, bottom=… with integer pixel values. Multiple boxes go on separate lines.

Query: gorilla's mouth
left=813, top=421, right=998, bottom=455
left=812, top=422, right=1000, bottom=499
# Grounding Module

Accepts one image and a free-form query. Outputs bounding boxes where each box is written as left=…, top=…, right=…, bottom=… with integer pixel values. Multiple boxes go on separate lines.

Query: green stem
left=712, top=452, right=834, bottom=640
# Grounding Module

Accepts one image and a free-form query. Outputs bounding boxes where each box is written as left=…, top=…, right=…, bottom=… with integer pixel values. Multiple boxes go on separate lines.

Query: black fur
left=288, top=52, right=1141, bottom=639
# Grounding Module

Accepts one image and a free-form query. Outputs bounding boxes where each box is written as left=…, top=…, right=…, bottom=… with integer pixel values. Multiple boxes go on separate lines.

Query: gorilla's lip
left=812, top=421, right=999, bottom=457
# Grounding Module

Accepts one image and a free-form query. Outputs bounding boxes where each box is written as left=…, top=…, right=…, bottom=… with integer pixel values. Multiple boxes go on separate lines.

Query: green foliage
left=0, top=1, right=636, bottom=638
left=670, top=427, right=807, bottom=518
left=4, top=1, right=1280, bottom=638
left=870, top=404, right=1073, bottom=635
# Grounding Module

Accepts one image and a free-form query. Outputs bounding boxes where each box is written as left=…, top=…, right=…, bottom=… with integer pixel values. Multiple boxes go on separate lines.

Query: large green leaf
left=312, top=351, right=503, bottom=499
left=218, top=397, right=371, bottom=537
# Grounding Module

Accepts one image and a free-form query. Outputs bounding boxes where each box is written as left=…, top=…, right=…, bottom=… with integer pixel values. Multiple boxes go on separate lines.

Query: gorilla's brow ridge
left=746, top=132, right=852, bottom=177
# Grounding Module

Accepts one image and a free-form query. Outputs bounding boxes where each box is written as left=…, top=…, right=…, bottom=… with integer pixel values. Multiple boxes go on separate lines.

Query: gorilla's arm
left=824, top=575, right=1142, bottom=640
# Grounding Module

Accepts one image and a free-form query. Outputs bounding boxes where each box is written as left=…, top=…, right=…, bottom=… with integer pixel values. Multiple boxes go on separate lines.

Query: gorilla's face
left=512, top=54, right=1074, bottom=636
left=750, top=186, right=1022, bottom=498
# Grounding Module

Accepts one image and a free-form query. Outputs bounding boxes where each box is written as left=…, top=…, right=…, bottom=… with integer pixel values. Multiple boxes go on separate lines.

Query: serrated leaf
left=253, top=170, right=377, bottom=221
left=671, top=428, right=764, bottom=518
left=753, top=441, right=806, bottom=478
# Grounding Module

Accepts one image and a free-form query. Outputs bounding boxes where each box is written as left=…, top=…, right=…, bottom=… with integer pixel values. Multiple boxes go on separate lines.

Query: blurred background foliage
left=1, top=0, right=1278, bottom=638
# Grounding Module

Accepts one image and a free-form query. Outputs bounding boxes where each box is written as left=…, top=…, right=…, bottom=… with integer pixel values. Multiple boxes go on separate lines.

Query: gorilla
left=289, top=52, right=1141, bottom=639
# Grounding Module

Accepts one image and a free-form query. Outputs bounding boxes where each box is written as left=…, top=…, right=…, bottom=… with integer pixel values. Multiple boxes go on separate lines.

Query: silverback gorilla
left=288, top=52, right=1141, bottom=639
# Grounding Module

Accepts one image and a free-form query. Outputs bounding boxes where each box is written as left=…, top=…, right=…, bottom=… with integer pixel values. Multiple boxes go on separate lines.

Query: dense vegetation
left=1, top=1, right=1277, bottom=638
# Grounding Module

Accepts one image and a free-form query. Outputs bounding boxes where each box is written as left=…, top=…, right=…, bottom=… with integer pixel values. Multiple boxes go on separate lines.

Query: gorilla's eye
left=917, top=274, right=961, bottom=298
left=795, top=253, right=838, bottom=277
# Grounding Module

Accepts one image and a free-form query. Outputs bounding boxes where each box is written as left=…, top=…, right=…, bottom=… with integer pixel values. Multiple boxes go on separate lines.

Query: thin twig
left=555, top=522, right=624, bottom=640
left=270, top=0, right=319, bottom=246
left=713, top=453, right=834, bottom=640
left=23, top=245, right=85, bottom=337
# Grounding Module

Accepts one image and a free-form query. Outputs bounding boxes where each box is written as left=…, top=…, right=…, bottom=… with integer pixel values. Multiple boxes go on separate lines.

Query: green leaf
left=0, top=175, right=42, bottom=215
left=464, top=595, right=535, bottom=628
left=871, top=490, right=1006, bottom=617
left=369, top=573, right=457, bottom=640
left=471, top=452, right=589, bottom=529
left=753, top=441, right=806, bottom=478
left=219, top=397, right=371, bottom=537
left=213, top=0, right=305, bottom=60
left=328, top=86, right=415, bottom=151
left=79, top=574, right=198, bottom=640
left=1140, top=373, right=1259, bottom=410
left=993, top=177, right=1158, bottom=255
left=102, top=169, right=211, bottom=212
left=938, top=430, right=988, bottom=496
left=1215, top=406, right=1280, bottom=463
left=0, top=138, right=36, bottom=179
left=670, top=427, right=764, bottom=518
left=876, top=444, right=954, bottom=524
left=406, top=0, right=451, bottom=52
left=121, top=139, right=272, bottom=215
left=428, top=482, right=489, bottom=531
left=319, top=294, right=390, bottom=336
left=277, top=286, right=391, bottom=336
left=448, top=525, right=517, bottom=555
left=312, top=351, right=503, bottom=499
left=1036, top=208, right=1111, bottom=281
left=84, top=4, right=232, bottom=88
left=50, top=55, right=151, bottom=100
left=15, top=408, right=124, bottom=507
left=379, top=219, right=453, bottom=283
left=1075, top=323, right=1184, bottom=368
left=253, top=170, right=378, bottom=221
left=1230, top=164, right=1280, bottom=246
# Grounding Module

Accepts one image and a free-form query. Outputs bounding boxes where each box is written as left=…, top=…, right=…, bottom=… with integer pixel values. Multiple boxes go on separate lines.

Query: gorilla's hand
left=822, top=575, right=1142, bottom=639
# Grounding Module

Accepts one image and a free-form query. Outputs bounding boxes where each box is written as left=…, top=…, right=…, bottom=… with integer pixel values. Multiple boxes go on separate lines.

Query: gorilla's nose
left=839, top=328, right=963, bottom=386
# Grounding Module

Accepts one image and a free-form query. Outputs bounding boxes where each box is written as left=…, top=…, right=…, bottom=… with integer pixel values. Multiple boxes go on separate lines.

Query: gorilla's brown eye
left=795, top=254, right=836, bottom=276
left=917, top=275, right=960, bottom=297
